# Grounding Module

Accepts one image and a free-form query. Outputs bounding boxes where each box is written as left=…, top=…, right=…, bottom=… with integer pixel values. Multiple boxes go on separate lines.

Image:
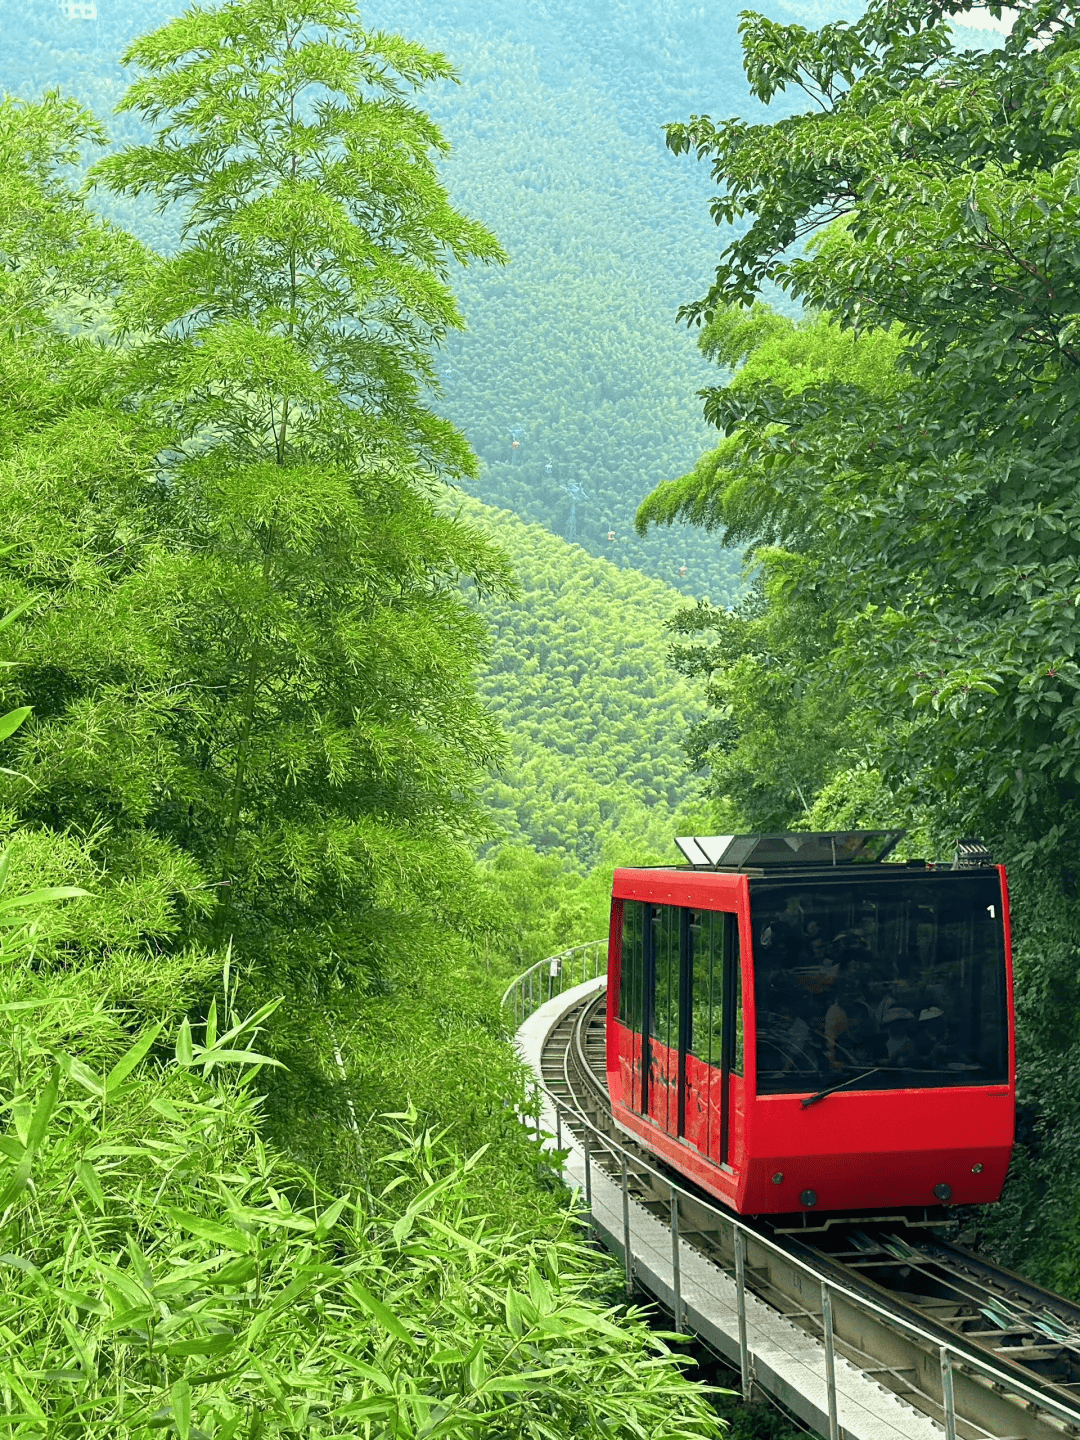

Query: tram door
left=621, top=901, right=740, bottom=1163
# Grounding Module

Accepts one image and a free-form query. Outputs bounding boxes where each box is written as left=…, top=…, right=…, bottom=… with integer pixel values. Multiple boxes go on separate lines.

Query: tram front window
left=750, top=874, right=1008, bottom=1095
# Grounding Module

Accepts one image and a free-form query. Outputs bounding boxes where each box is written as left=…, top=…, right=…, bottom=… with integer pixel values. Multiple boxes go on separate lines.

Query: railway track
left=536, top=984, right=1080, bottom=1440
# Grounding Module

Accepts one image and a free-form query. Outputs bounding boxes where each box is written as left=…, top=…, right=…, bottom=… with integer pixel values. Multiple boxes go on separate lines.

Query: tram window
left=618, top=900, right=645, bottom=1033
left=650, top=905, right=679, bottom=1050
left=689, top=910, right=724, bottom=1065
left=688, top=912, right=742, bottom=1074
left=750, top=874, right=1009, bottom=1095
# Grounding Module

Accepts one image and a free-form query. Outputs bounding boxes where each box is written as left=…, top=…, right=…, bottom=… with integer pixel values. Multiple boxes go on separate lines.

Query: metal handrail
left=503, top=950, right=1080, bottom=1439
left=500, top=938, right=607, bottom=1027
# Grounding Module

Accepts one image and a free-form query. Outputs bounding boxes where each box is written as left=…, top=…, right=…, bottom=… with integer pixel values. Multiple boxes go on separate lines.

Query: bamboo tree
left=88, top=0, right=514, bottom=997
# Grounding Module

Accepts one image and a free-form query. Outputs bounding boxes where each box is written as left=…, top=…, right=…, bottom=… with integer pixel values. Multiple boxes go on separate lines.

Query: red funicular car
left=605, top=832, right=1015, bottom=1218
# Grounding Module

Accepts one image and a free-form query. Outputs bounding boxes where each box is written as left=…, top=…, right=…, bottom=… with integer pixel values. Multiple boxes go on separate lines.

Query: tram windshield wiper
left=801, top=1067, right=883, bottom=1109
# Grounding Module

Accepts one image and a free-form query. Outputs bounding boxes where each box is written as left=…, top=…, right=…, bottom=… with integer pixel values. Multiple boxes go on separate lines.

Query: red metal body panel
left=605, top=863, right=1016, bottom=1217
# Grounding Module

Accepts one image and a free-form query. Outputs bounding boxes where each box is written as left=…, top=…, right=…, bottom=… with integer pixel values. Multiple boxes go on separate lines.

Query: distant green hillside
left=459, top=494, right=711, bottom=868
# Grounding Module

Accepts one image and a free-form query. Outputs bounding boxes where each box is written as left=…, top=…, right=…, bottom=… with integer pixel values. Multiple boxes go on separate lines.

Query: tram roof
left=674, top=830, right=906, bottom=870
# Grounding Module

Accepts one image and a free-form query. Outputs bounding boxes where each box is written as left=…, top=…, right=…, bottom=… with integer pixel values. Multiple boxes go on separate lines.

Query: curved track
left=538, top=986, right=1080, bottom=1440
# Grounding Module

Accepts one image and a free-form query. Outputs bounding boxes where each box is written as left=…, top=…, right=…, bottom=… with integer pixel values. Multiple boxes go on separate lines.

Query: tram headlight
left=933, top=1182, right=953, bottom=1202
left=799, top=1189, right=818, bottom=1208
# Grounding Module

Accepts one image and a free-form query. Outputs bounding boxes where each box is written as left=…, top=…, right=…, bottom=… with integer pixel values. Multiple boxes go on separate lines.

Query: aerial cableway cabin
left=605, top=832, right=1015, bottom=1218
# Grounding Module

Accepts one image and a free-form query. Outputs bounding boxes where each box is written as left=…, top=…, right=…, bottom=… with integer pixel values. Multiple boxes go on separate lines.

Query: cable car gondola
left=605, top=831, right=1015, bottom=1219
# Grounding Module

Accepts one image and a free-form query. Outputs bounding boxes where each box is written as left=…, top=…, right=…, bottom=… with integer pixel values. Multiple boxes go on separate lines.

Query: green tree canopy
left=649, top=0, right=1080, bottom=853
left=1, top=4, right=517, bottom=1171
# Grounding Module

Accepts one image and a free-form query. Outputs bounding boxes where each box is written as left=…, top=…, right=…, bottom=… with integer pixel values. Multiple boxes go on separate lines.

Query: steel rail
left=507, top=962, right=1080, bottom=1439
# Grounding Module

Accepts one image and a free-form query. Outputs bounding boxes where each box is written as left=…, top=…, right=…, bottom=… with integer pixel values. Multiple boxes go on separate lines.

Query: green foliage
left=0, top=5, right=519, bottom=1097
left=0, top=0, right=774, bottom=604
left=0, top=846, right=726, bottom=1438
left=455, top=494, right=712, bottom=869
left=0, top=90, right=143, bottom=336
left=660, top=0, right=1080, bottom=843
left=638, top=307, right=910, bottom=833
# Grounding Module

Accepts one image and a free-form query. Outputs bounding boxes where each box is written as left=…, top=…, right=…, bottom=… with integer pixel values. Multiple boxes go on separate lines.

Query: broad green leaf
left=58, top=1054, right=104, bottom=1099
left=559, top=1304, right=630, bottom=1339
left=165, top=1208, right=253, bottom=1254
left=313, top=1195, right=348, bottom=1239
left=75, top=1159, right=105, bottom=1213
left=175, top=1018, right=193, bottom=1066
left=167, top=1334, right=235, bottom=1357
left=212, top=1255, right=259, bottom=1286
left=0, top=596, right=41, bottom=635
left=0, top=1155, right=33, bottom=1211
left=106, top=1021, right=163, bottom=1093
left=337, top=1396, right=398, bottom=1420
left=0, top=707, right=31, bottom=743
left=0, top=885, right=90, bottom=912
left=191, top=1045, right=283, bottom=1070
left=344, top=1279, right=416, bottom=1347
left=171, top=1378, right=191, bottom=1440
left=26, top=1065, right=59, bottom=1152
left=0, top=1252, right=38, bottom=1274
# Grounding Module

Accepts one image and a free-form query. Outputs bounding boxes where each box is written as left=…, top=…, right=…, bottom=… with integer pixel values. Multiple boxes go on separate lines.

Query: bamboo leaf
left=477, top=1368, right=563, bottom=1393
left=0, top=707, right=31, bottom=742
left=75, top=1159, right=105, bottom=1213
left=0, top=885, right=90, bottom=911
left=26, top=1065, right=60, bottom=1152
left=345, top=1278, right=417, bottom=1347
left=175, top=1018, right=193, bottom=1066
left=312, top=1195, right=349, bottom=1240
left=171, top=1378, right=191, bottom=1440
left=0, top=1252, right=38, bottom=1274
left=191, top=1045, right=283, bottom=1070
left=167, top=1334, right=235, bottom=1357
left=0, top=595, right=40, bottom=632
left=165, top=1208, right=254, bottom=1254
left=105, top=1021, right=163, bottom=1094
left=57, top=1054, right=105, bottom=1099
left=0, top=1155, right=33, bottom=1211
left=212, top=1255, right=259, bottom=1286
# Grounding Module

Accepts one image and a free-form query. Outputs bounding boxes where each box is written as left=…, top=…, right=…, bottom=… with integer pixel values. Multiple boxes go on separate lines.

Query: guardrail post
left=670, top=1185, right=682, bottom=1331
left=940, top=1347, right=957, bottom=1440
left=822, top=1281, right=839, bottom=1440
left=555, top=1101, right=562, bottom=1151
left=583, top=1124, right=592, bottom=1209
left=734, top=1227, right=751, bottom=1402
left=621, top=1152, right=633, bottom=1297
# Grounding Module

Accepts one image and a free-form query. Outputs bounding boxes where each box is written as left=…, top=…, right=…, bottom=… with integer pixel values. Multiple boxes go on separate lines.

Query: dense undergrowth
left=0, top=830, right=725, bottom=1437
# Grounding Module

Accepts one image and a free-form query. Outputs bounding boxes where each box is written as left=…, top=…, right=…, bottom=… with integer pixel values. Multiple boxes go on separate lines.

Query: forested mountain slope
left=2, top=0, right=995, bottom=611
left=0, top=0, right=800, bottom=606
left=460, top=495, right=708, bottom=868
